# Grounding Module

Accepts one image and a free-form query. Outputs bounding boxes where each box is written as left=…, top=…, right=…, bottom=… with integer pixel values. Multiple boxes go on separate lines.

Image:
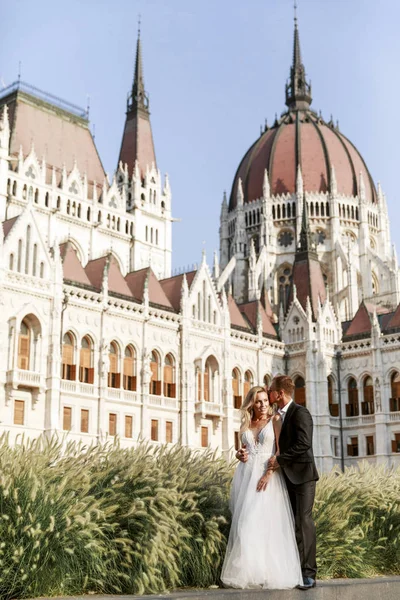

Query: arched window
left=79, top=336, right=94, bottom=383
left=18, top=320, right=30, bottom=370
left=40, top=262, right=44, bottom=278
left=204, top=356, right=219, bottom=402
left=62, top=332, right=76, bottom=380
left=328, top=376, right=338, bottom=416
left=390, top=372, right=400, bottom=412
left=17, top=239, right=22, bottom=272
left=346, top=377, right=359, bottom=417
left=163, top=353, right=176, bottom=397
left=12, top=181, right=17, bottom=196
left=244, top=370, right=254, bottom=399
left=145, top=226, right=148, bottom=241
left=9, top=254, right=14, bottom=270
left=108, top=341, right=120, bottom=388
left=34, top=189, right=39, bottom=204
left=263, top=374, right=270, bottom=388
left=45, top=192, right=49, bottom=207
left=150, top=350, right=161, bottom=395
left=57, top=196, right=61, bottom=209
left=372, top=272, right=379, bottom=295
left=25, top=225, right=31, bottom=274
left=66, top=200, right=71, bottom=215
left=87, top=207, right=91, bottom=221
left=362, top=376, right=374, bottom=415
left=278, top=266, right=292, bottom=313
left=294, top=376, right=306, bottom=407
left=123, top=345, right=136, bottom=391
left=232, top=368, right=242, bottom=409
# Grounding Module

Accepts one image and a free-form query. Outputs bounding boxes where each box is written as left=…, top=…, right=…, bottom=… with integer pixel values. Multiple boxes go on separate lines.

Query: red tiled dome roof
left=229, top=110, right=376, bottom=210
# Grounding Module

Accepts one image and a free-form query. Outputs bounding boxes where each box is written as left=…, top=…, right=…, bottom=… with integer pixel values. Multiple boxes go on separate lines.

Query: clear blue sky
left=2, top=0, right=400, bottom=270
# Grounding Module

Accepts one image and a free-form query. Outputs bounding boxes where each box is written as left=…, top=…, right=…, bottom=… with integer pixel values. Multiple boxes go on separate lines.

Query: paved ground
left=41, top=576, right=400, bottom=600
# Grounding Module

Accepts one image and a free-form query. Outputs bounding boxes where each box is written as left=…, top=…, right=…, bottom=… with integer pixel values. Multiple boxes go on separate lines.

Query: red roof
left=126, top=267, right=173, bottom=309
left=229, top=110, right=376, bottom=210
left=118, top=111, right=156, bottom=178
left=385, top=304, right=400, bottom=330
left=228, top=295, right=251, bottom=330
left=2, top=216, right=19, bottom=238
left=344, top=302, right=372, bottom=337
left=3, top=90, right=105, bottom=195
left=289, top=252, right=326, bottom=320
left=239, top=300, right=277, bottom=337
left=85, top=255, right=133, bottom=296
left=160, top=271, right=197, bottom=311
left=60, top=242, right=92, bottom=286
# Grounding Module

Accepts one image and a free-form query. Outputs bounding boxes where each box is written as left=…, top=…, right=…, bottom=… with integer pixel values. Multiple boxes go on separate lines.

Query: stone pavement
left=43, top=576, right=400, bottom=600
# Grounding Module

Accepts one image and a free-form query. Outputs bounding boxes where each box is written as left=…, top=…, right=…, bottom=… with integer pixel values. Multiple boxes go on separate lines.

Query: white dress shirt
left=278, top=399, right=293, bottom=422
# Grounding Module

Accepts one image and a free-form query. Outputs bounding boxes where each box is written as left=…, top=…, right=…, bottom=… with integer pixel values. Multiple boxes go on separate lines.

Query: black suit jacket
left=276, top=402, right=319, bottom=485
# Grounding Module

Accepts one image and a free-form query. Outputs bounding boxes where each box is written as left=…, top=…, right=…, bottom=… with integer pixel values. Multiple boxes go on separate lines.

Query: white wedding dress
left=221, top=419, right=303, bottom=589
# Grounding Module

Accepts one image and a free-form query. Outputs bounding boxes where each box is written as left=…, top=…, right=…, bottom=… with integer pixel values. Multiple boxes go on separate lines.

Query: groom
left=267, top=375, right=319, bottom=590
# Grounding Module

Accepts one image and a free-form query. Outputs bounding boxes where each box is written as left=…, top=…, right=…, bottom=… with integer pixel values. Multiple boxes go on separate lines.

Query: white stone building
left=0, top=22, right=399, bottom=472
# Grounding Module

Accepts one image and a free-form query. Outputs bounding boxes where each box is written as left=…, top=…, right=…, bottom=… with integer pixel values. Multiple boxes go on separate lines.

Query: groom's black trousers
left=283, top=474, right=317, bottom=579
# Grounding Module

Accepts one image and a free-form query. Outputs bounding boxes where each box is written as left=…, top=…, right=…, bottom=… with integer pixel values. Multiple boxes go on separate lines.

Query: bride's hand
left=256, top=472, right=272, bottom=492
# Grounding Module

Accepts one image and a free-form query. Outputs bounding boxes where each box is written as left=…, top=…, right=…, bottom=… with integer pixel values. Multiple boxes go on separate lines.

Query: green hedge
left=0, top=435, right=398, bottom=598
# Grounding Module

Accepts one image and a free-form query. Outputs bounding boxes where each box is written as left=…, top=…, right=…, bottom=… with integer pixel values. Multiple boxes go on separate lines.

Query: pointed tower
left=288, top=197, right=326, bottom=320
left=118, top=29, right=157, bottom=178
left=118, top=28, right=172, bottom=279
left=285, top=7, right=312, bottom=110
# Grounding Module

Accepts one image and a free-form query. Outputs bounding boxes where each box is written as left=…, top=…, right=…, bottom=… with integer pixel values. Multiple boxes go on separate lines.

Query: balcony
left=6, top=369, right=44, bottom=390
left=149, top=394, right=178, bottom=410
left=61, top=380, right=96, bottom=396
left=195, top=401, right=223, bottom=419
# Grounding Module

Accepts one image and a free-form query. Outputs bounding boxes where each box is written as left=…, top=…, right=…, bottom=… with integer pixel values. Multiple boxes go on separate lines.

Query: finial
left=138, top=13, right=141, bottom=38
left=18, top=61, right=21, bottom=83
left=285, top=2, right=312, bottom=110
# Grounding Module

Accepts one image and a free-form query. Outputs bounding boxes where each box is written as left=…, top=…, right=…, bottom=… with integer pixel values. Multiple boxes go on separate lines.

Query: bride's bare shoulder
left=272, top=414, right=281, bottom=423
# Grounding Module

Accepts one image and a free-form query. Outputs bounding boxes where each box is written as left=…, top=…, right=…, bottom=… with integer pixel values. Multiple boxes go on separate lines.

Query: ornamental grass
left=0, top=434, right=398, bottom=599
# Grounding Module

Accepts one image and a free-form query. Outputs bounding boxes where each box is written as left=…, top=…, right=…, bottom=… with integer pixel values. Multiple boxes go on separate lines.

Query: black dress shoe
left=297, top=577, right=316, bottom=590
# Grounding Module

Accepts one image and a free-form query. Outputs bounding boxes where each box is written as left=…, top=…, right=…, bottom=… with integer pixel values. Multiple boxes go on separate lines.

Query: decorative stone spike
left=296, top=164, right=303, bottom=196
left=330, top=164, right=337, bottom=196
left=359, top=171, right=366, bottom=203
left=237, top=178, right=244, bottom=207
left=263, top=168, right=270, bottom=199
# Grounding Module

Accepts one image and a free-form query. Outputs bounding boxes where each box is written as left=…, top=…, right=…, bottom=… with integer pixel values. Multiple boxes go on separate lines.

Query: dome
left=229, top=111, right=376, bottom=211
left=229, top=19, right=376, bottom=211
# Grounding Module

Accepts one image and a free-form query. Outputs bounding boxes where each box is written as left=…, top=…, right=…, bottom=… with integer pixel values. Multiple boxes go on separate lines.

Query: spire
left=285, top=3, right=312, bottom=110
left=129, top=21, right=149, bottom=114
left=298, top=195, right=314, bottom=252
left=118, top=27, right=157, bottom=178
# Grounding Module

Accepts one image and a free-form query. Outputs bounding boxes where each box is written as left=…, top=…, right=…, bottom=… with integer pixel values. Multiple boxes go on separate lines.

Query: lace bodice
left=241, top=419, right=275, bottom=456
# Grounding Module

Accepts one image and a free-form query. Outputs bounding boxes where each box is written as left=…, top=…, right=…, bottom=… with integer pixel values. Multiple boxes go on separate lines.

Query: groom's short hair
left=271, top=375, right=295, bottom=397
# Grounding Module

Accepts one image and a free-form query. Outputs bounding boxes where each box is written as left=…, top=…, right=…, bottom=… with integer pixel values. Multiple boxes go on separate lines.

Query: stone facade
left=0, top=27, right=399, bottom=473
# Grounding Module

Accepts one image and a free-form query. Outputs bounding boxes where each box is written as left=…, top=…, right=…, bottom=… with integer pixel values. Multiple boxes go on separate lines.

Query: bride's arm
left=256, top=416, right=282, bottom=492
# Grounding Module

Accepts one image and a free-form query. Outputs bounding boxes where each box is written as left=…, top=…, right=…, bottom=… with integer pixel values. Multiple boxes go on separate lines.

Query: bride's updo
left=240, top=386, right=276, bottom=433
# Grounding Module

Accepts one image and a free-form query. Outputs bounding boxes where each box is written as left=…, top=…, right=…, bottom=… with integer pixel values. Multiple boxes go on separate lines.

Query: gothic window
left=310, top=202, right=314, bottom=217
left=204, top=356, right=219, bottom=402
left=277, top=205, right=281, bottom=219
left=372, top=272, right=379, bottom=295
left=278, top=267, right=292, bottom=312
left=40, top=262, right=45, bottom=278
left=77, top=204, right=81, bottom=218
left=62, top=332, right=76, bottom=381
left=109, top=196, right=117, bottom=208
left=12, top=181, right=17, bottom=196
left=292, top=202, right=296, bottom=217
left=278, top=230, right=294, bottom=247
left=232, top=368, right=242, bottom=409
left=362, top=376, right=374, bottom=415
left=287, top=203, right=291, bottom=218
left=391, top=372, right=400, bottom=409
left=315, top=203, right=319, bottom=216
left=69, top=181, right=78, bottom=194
left=321, top=203, right=325, bottom=217
left=282, top=204, right=286, bottom=218
left=87, top=207, right=91, bottom=221
left=79, top=336, right=94, bottom=384
left=17, top=239, right=22, bottom=272
left=156, top=229, right=158, bottom=245
left=9, top=254, right=14, bottom=270
left=123, top=345, right=136, bottom=391
left=32, top=245, right=37, bottom=276
left=346, top=378, right=359, bottom=416
left=18, top=320, right=30, bottom=370
left=328, top=376, right=338, bottom=416
left=25, top=225, right=31, bottom=274
left=317, top=230, right=326, bottom=245
left=163, top=353, right=176, bottom=398
left=326, top=202, right=330, bottom=216
left=45, top=192, right=49, bottom=207
left=66, top=200, right=71, bottom=215
left=57, top=196, right=61, bottom=209
left=150, top=350, right=161, bottom=395
left=108, top=341, right=121, bottom=388
left=244, top=370, right=253, bottom=399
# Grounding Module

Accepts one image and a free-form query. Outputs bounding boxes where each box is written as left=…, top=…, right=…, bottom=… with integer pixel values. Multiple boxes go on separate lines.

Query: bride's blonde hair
left=239, top=386, right=276, bottom=434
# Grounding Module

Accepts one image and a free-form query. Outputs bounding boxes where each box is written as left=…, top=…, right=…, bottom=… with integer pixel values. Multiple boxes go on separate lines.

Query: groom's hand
left=236, top=445, right=249, bottom=462
left=267, top=455, right=279, bottom=471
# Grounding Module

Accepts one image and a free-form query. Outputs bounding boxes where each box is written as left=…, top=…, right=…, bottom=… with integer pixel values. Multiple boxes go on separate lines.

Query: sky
left=2, top=0, right=400, bottom=271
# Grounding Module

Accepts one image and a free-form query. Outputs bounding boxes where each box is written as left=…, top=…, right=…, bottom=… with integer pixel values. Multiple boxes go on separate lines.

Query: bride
left=221, top=386, right=303, bottom=590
